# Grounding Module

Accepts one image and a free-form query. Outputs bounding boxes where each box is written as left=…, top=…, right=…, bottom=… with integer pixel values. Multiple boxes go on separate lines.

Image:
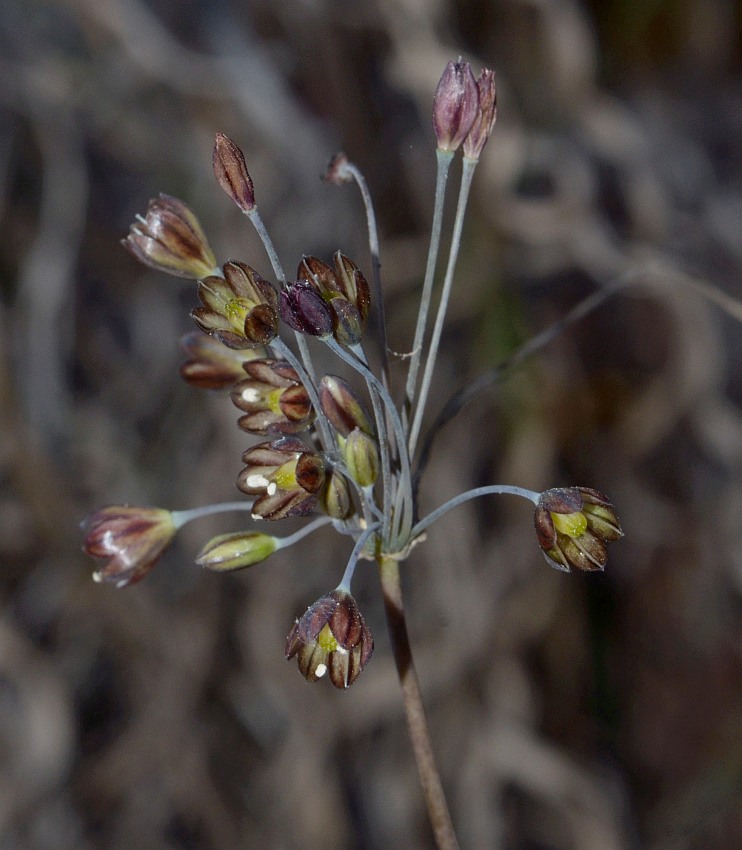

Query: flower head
left=122, top=194, right=217, bottom=279
left=237, top=436, right=325, bottom=520
left=285, top=590, right=373, bottom=688
left=82, top=506, right=176, bottom=587
left=191, top=261, right=279, bottom=349
left=231, top=359, right=313, bottom=435
left=432, top=60, right=480, bottom=153
left=534, top=487, right=623, bottom=572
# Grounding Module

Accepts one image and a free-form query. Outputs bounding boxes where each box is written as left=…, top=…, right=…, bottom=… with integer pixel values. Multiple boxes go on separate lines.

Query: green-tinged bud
left=213, top=133, right=256, bottom=213
left=192, top=261, right=279, bottom=349
left=122, top=194, right=217, bottom=279
left=231, top=359, right=313, bottom=435
left=196, top=530, right=276, bottom=571
left=432, top=60, right=479, bottom=153
left=285, top=589, right=374, bottom=688
left=179, top=330, right=263, bottom=390
left=237, top=436, right=325, bottom=520
left=319, top=375, right=374, bottom=437
left=462, top=68, right=497, bottom=161
left=320, top=469, right=354, bottom=520
left=343, top=428, right=379, bottom=488
left=534, top=487, right=623, bottom=572
left=82, top=505, right=176, bottom=588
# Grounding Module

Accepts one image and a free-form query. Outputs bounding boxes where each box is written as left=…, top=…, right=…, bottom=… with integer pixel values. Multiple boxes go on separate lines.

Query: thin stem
left=378, top=555, right=460, bottom=850
left=325, top=338, right=413, bottom=548
left=247, top=207, right=286, bottom=283
left=404, top=149, right=454, bottom=413
left=337, top=521, right=381, bottom=591
left=247, top=206, right=316, bottom=382
left=408, top=157, right=476, bottom=459
left=276, top=516, right=333, bottom=549
left=343, top=161, right=390, bottom=390
left=350, top=343, right=393, bottom=542
left=411, top=484, right=540, bottom=540
left=172, top=500, right=255, bottom=528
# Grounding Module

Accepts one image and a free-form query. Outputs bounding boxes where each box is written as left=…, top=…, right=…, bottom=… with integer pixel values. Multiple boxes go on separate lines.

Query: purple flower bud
left=432, top=60, right=480, bottom=153
left=319, top=375, right=374, bottom=436
left=213, top=133, right=256, bottom=213
left=279, top=280, right=333, bottom=338
left=463, top=69, right=497, bottom=161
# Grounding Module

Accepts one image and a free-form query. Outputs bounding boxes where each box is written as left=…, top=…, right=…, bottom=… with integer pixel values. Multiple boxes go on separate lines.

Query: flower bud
left=462, top=69, right=497, bottom=161
left=192, top=261, right=279, bottom=349
left=279, top=280, right=333, bottom=338
left=212, top=132, right=256, bottom=213
left=122, top=194, right=217, bottom=279
left=319, top=375, right=374, bottom=437
left=196, top=530, right=277, bottom=571
left=285, top=589, right=373, bottom=688
left=231, top=359, right=313, bottom=435
left=296, top=256, right=366, bottom=345
left=343, top=428, right=379, bottom=488
left=179, top=330, right=261, bottom=390
left=320, top=469, right=354, bottom=520
left=82, top=505, right=176, bottom=588
left=333, top=252, right=371, bottom=327
left=534, top=487, right=623, bottom=572
left=322, top=152, right=353, bottom=185
left=237, top=436, right=325, bottom=520
left=432, top=60, right=479, bottom=153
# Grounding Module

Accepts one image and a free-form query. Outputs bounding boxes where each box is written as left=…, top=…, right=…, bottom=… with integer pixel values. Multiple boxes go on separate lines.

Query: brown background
left=1, top=0, right=741, bottom=848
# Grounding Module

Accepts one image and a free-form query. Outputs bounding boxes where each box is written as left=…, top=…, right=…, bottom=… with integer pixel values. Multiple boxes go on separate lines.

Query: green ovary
left=317, top=623, right=339, bottom=653
left=551, top=510, right=587, bottom=538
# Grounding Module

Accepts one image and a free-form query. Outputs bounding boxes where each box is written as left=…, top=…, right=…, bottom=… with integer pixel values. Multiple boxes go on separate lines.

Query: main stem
left=378, top=555, right=460, bottom=850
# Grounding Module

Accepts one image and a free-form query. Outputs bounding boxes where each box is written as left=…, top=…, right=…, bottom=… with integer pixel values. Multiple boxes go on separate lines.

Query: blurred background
left=1, top=0, right=741, bottom=847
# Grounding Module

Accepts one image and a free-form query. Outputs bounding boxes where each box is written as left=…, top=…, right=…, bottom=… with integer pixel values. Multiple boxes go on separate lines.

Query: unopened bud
left=320, top=469, right=354, bottom=520
left=279, top=281, right=333, bottom=338
left=196, top=530, right=277, bottom=571
left=463, top=69, right=497, bottom=161
left=213, top=133, right=256, bottom=213
left=319, top=375, right=374, bottom=436
left=343, top=428, right=379, bottom=488
left=432, top=60, right=479, bottom=153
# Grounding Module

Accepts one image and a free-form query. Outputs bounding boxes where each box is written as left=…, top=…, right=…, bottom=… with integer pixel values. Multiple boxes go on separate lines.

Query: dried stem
left=378, top=555, right=460, bottom=850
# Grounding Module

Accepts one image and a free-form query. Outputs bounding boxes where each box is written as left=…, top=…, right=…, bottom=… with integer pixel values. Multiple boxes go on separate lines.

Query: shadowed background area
left=1, top=0, right=741, bottom=848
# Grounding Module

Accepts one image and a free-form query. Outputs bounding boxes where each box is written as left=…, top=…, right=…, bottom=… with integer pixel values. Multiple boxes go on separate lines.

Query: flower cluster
left=83, top=59, right=622, bottom=693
